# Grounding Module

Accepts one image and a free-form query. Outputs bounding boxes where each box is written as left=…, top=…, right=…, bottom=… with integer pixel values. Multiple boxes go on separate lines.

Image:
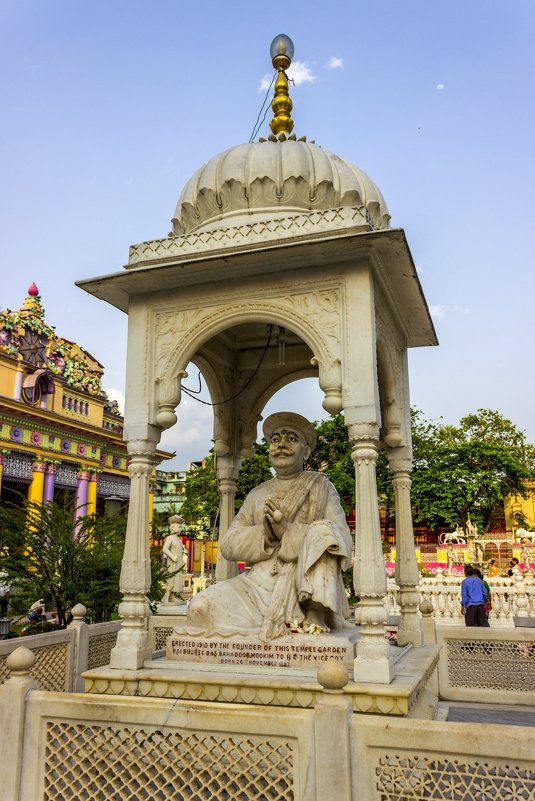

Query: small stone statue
left=186, top=412, right=353, bottom=640
left=447, top=546, right=456, bottom=574
left=161, top=515, right=185, bottom=604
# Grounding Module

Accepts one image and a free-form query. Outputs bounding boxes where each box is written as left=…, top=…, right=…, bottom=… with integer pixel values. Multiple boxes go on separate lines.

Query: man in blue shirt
left=461, top=565, right=487, bottom=626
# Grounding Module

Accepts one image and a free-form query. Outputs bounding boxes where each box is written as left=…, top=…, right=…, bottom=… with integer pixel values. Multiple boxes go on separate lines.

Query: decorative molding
left=154, top=288, right=342, bottom=390
left=129, top=207, right=370, bottom=266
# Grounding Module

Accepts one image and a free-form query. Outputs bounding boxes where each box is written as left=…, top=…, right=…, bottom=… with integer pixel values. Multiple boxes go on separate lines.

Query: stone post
left=389, top=455, right=423, bottom=646
left=110, top=437, right=156, bottom=670
left=419, top=599, right=436, bottom=645
left=314, top=660, right=352, bottom=801
left=0, top=646, right=36, bottom=801
left=68, top=603, right=89, bottom=691
left=514, top=568, right=529, bottom=618
left=215, top=454, right=241, bottom=582
left=349, top=427, right=393, bottom=684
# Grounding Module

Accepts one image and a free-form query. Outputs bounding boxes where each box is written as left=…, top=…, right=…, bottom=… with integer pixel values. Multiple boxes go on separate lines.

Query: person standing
left=474, top=568, right=491, bottom=626
left=460, top=565, right=487, bottom=627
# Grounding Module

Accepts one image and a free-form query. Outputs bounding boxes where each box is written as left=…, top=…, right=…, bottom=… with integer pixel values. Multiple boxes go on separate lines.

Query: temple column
left=349, top=426, right=393, bottom=684
left=13, top=364, right=23, bottom=401
left=43, top=462, right=58, bottom=503
left=215, top=454, right=241, bottom=582
left=28, top=460, right=46, bottom=504
left=86, top=471, right=98, bottom=516
left=110, top=436, right=156, bottom=670
left=389, top=451, right=422, bottom=647
left=74, top=469, right=90, bottom=521
left=0, top=452, right=6, bottom=497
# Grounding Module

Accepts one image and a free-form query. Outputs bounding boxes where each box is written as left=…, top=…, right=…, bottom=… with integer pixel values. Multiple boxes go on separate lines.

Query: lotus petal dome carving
left=171, top=140, right=390, bottom=235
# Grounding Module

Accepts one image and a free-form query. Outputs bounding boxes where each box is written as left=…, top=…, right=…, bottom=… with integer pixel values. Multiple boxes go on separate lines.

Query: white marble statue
left=466, top=519, right=478, bottom=539
left=475, top=541, right=484, bottom=563
left=515, top=528, right=535, bottom=543
left=161, top=515, right=185, bottom=604
left=447, top=546, right=456, bottom=574
left=186, top=412, right=353, bottom=640
left=440, top=526, right=466, bottom=545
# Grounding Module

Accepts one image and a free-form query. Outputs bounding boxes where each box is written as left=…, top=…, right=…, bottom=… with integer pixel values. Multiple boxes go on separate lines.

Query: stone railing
left=435, top=625, right=535, bottom=704
left=1, top=647, right=534, bottom=801
left=386, top=571, right=535, bottom=626
left=0, top=606, right=121, bottom=693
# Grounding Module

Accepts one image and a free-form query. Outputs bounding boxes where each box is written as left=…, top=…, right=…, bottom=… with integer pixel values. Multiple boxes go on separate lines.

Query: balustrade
left=385, top=575, right=535, bottom=626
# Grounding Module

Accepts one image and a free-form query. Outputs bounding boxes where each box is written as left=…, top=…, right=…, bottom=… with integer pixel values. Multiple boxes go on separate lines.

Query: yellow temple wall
left=505, top=480, right=535, bottom=530
left=0, top=356, right=20, bottom=398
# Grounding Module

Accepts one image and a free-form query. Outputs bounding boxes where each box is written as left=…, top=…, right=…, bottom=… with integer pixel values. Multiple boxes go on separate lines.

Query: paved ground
left=447, top=702, right=535, bottom=727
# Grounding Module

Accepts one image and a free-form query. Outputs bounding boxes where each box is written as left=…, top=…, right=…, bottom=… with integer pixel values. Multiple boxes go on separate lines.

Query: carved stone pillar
left=215, top=454, right=241, bottom=582
left=110, top=438, right=156, bottom=670
left=390, top=457, right=423, bottom=646
left=350, top=427, right=393, bottom=683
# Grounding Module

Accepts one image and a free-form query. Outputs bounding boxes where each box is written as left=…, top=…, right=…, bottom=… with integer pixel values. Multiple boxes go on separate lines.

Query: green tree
left=179, top=452, right=220, bottom=531
left=309, top=414, right=354, bottom=512
left=0, top=499, right=172, bottom=625
left=410, top=408, right=534, bottom=532
left=236, top=442, right=272, bottom=509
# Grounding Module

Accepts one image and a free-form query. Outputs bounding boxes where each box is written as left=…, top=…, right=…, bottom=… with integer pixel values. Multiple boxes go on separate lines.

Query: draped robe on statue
left=186, top=471, right=353, bottom=639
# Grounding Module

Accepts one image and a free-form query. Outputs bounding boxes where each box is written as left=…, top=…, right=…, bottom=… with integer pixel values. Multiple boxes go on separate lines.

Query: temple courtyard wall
left=1, top=605, right=535, bottom=801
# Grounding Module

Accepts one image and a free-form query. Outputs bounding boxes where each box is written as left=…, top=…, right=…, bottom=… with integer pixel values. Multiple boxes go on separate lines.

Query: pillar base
left=397, top=627, right=423, bottom=648
left=110, top=628, right=152, bottom=671
left=353, top=654, right=394, bottom=684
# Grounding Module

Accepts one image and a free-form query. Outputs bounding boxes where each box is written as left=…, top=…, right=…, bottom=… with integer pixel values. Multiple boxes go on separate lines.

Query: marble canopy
left=77, top=38, right=437, bottom=683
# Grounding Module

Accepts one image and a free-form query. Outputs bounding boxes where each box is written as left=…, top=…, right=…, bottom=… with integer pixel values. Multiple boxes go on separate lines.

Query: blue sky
left=1, top=1, right=534, bottom=467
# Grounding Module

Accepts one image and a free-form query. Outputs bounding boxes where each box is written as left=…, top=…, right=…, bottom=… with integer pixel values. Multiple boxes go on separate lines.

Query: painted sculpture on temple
left=186, top=412, right=353, bottom=640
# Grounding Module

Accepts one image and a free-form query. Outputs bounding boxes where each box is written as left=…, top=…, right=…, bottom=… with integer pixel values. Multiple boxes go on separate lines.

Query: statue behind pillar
left=185, top=412, right=353, bottom=640
left=161, top=514, right=185, bottom=605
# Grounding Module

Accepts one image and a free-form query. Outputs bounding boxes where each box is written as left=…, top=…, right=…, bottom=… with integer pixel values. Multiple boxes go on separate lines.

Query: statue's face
left=268, top=428, right=310, bottom=475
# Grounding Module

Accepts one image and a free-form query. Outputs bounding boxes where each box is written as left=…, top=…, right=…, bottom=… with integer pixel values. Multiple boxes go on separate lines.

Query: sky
left=1, top=0, right=534, bottom=469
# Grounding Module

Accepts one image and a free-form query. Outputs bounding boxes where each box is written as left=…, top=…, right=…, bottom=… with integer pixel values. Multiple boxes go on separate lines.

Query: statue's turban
left=263, top=412, right=317, bottom=451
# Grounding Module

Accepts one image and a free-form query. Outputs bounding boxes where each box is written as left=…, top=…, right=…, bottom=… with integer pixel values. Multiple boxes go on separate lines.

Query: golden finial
left=269, top=34, right=294, bottom=136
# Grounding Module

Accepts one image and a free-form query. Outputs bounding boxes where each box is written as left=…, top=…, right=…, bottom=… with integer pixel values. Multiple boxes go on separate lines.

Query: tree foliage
left=179, top=452, right=220, bottom=531
left=308, top=414, right=354, bottom=512
left=0, top=499, right=171, bottom=626
left=411, top=408, right=534, bottom=532
left=236, top=442, right=272, bottom=509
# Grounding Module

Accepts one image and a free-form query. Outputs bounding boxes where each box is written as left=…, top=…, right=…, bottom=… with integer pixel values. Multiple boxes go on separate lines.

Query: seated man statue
left=186, top=412, right=353, bottom=640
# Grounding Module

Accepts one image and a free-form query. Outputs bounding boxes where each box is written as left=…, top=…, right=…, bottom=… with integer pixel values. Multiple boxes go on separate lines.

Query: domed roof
left=171, top=138, right=390, bottom=236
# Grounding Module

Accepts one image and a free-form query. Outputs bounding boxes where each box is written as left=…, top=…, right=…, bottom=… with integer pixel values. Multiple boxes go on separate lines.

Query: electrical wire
left=248, top=74, right=275, bottom=142
left=181, top=325, right=274, bottom=406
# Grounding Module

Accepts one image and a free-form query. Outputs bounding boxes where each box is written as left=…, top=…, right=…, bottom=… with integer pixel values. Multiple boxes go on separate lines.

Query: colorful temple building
left=0, top=284, right=169, bottom=519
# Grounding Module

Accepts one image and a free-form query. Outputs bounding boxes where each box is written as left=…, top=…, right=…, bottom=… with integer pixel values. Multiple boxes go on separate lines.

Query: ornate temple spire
left=269, top=34, right=295, bottom=136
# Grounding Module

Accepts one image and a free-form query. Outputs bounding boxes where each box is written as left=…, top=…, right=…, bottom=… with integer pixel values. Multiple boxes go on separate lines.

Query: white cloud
left=288, top=60, right=316, bottom=86
left=453, top=305, right=470, bottom=315
left=436, top=83, right=445, bottom=91
left=258, top=73, right=273, bottom=92
left=429, top=304, right=445, bottom=320
left=327, top=56, right=344, bottom=70
left=103, top=386, right=125, bottom=414
left=258, top=60, right=317, bottom=93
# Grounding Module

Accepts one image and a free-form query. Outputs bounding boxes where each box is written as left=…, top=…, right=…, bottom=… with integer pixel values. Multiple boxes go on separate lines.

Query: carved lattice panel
left=446, top=638, right=535, bottom=691
left=1, top=643, right=69, bottom=691
left=375, top=753, right=535, bottom=800
left=154, top=626, right=173, bottom=650
left=87, top=633, right=118, bottom=670
left=43, top=722, right=294, bottom=801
